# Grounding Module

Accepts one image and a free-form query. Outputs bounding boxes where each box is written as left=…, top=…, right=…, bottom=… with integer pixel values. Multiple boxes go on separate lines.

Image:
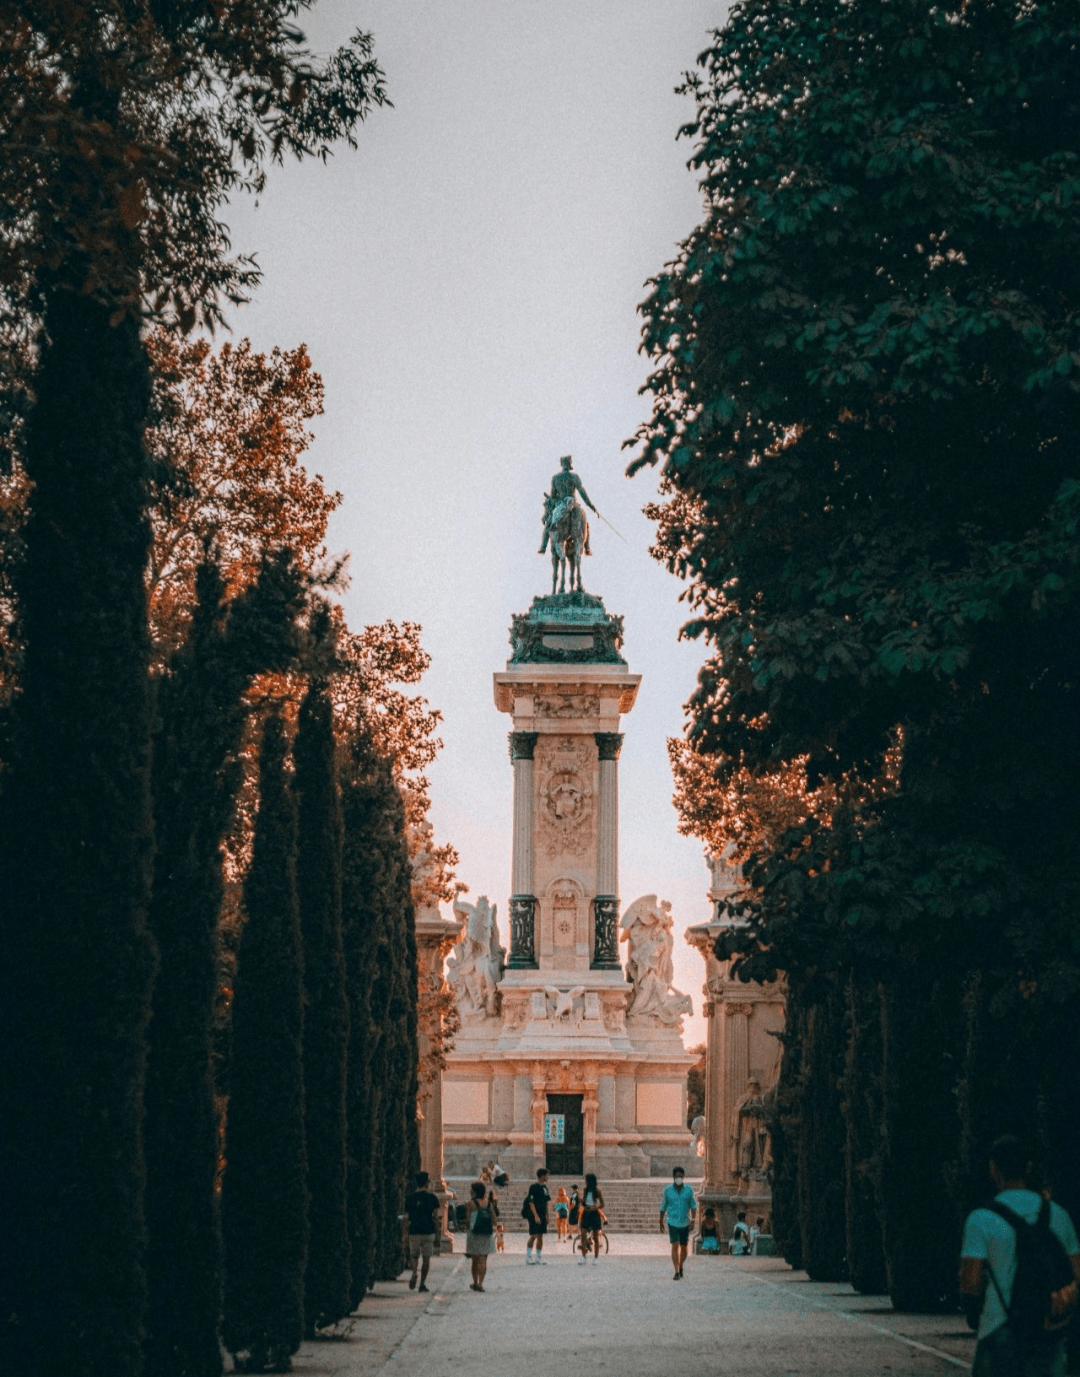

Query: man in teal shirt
left=660, top=1166, right=697, bottom=1281
left=959, top=1136, right=1079, bottom=1377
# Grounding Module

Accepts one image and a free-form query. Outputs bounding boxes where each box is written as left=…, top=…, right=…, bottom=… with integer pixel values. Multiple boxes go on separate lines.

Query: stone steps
left=448, top=1176, right=703, bottom=1235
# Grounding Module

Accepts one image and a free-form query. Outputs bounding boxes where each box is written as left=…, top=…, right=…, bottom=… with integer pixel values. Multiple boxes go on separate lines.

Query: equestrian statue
left=538, top=454, right=597, bottom=594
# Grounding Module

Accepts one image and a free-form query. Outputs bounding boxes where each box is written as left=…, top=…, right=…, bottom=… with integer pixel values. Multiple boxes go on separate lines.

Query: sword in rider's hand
left=592, top=507, right=628, bottom=544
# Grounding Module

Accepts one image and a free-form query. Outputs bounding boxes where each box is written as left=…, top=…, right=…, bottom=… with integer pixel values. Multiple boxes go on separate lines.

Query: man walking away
left=660, top=1166, right=697, bottom=1280
left=525, top=1168, right=551, bottom=1265
left=959, top=1136, right=1080, bottom=1377
left=405, top=1171, right=441, bottom=1293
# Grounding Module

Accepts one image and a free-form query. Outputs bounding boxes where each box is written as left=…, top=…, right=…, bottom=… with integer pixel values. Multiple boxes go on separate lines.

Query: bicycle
left=572, top=1229, right=609, bottom=1255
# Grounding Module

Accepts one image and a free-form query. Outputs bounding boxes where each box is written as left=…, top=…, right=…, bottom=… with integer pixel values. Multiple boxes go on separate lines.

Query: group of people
left=406, top=1135, right=1080, bottom=1377
left=520, top=1169, right=607, bottom=1267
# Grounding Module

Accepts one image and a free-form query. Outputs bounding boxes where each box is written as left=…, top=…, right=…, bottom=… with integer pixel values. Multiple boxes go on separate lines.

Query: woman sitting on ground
left=578, top=1173, right=606, bottom=1264
left=699, top=1206, right=721, bottom=1254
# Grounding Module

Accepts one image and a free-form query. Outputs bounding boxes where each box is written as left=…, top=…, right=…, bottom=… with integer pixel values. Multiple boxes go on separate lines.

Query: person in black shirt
left=525, top=1168, right=551, bottom=1265
left=405, top=1170, right=441, bottom=1292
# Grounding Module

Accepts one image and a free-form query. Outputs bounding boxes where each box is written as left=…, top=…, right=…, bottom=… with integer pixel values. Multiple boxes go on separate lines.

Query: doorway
left=544, top=1093, right=583, bottom=1175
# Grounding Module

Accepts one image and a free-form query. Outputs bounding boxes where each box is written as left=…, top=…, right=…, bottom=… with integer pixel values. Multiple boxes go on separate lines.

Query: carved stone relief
left=537, top=736, right=594, bottom=859
left=601, top=993, right=627, bottom=1033
left=502, top=998, right=529, bottom=1031
left=533, top=693, right=601, bottom=719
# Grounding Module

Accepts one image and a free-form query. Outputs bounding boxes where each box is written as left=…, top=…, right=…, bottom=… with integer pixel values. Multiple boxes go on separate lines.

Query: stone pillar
left=507, top=731, right=538, bottom=967
left=530, top=1064, right=548, bottom=1169
left=583, top=1073, right=600, bottom=1168
left=725, top=1001, right=753, bottom=1189
left=591, top=732, right=623, bottom=968
left=414, top=910, right=463, bottom=1248
left=700, top=974, right=726, bottom=1194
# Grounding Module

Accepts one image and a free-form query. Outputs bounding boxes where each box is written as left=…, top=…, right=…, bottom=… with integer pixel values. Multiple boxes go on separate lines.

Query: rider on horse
left=539, top=455, right=596, bottom=556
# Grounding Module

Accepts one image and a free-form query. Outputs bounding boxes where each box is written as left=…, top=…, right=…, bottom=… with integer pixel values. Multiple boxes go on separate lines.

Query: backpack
left=471, top=1204, right=493, bottom=1236
left=521, top=1194, right=533, bottom=1221
left=986, top=1199, right=1076, bottom=1339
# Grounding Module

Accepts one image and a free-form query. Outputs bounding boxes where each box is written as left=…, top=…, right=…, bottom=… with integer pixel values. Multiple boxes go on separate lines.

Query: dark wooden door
left=545, top=1093, right=583, bottom=1175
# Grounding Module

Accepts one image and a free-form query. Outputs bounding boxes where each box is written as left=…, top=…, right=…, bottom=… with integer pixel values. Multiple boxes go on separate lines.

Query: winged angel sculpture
left=620, top=895, right=693, bottom=1027
left=447, top=895, right=503, bottom=1018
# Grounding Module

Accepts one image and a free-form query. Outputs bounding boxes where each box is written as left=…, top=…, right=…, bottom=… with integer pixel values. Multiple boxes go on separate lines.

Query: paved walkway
left=288, top=1234, right=976, bottom=1377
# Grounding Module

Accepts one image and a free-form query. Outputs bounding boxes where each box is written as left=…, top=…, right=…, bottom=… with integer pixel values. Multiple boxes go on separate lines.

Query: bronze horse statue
left=548, top=499, right=588, bottom=595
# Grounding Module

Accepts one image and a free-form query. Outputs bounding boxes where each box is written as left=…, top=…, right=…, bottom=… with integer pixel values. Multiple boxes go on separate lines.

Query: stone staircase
left=447, top=1176, right=703, bottom=1235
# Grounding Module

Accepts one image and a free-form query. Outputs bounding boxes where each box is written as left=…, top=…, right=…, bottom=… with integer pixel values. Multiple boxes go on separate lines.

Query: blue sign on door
left=544, top=1113, right=565, bottom=1144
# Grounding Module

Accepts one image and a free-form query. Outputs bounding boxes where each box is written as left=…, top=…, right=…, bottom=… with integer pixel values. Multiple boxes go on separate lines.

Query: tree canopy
left=0, top=0, right=388, bottom=328
left=635, top=0, right=1080, bottom=1306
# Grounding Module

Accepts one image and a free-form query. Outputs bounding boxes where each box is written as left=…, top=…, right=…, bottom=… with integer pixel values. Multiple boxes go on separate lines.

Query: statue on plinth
left=539, top=455, right=596, bottom=595
left=447, top=895, right=503, bottom=1018
left=731, top=1076, right=772, bottom=1182
left=689, top=1114, right=706, bottom=1159
left=620, top=894, right=693, bottom=1028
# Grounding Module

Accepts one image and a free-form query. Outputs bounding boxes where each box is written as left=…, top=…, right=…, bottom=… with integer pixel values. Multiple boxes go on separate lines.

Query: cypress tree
left=843, top=976, right=887, bottom=1295
left=144, top=553, right=303, bottom=1377
left=339, top=725, right=420, bottom=1296
left=0, top=293, right=157, bottom=1377
left=796, top=979, right=849, bottom=1282
left=374, top=800, right=420, bottom=1281
left=221, top=712, right=308, bottom=1372
left=340, top=728, right=387, bottom=1305
left=295, top=682, right=351, bottom=1333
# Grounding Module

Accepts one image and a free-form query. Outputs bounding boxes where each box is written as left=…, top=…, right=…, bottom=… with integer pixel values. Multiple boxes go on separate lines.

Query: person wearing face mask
left=659, top=1166, right=697, bottom=1280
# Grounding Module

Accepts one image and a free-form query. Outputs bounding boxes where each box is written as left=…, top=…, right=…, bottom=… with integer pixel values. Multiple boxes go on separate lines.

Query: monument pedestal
left=444, top=592, right=695, bottom=1181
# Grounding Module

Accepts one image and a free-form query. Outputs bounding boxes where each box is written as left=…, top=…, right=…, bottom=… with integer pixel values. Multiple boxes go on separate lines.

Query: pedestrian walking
left=465, top=1181, right=496, bottom=1293
left=404, top=1170, right=441, bottom=1293
left=578, top=1173, right=606, bottom=1265
left=660, top=1166, right=697, bottom=1280
left=524, top=1168, right=551, bottom=1265
left=568, top=1184, right=581, bottom=1230
left=554, top=1186, right=571, bottom=1241
left=959, top=1135, right=1080, bottom=1377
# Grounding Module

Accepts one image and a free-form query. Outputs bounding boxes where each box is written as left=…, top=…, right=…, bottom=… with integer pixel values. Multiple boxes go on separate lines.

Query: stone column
left=530, top=1065, right=548, bottom=1170
left=726, top=1002, right=753, bottom=1191
left=414, top=911, right=463, bottom=1248
left=507, top=731, right=538, bottom=967
left=591, top=732, right=623, bottom=968
left=582, top=1073, right=600, bottom=1169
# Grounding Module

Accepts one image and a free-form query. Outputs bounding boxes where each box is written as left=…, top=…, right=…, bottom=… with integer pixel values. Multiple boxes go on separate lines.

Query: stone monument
left=686, top=851, right=785, bottom=1240
left=442, top=457, right=695, bottom=1181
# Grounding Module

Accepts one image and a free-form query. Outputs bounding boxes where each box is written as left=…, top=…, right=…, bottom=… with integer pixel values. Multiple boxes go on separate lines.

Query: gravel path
left=284, top=1234, right=975, bottom=1377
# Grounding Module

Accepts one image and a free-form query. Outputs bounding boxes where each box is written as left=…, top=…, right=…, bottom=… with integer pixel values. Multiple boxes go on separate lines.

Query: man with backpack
left=959, top=1135, right=1080, bottom=1376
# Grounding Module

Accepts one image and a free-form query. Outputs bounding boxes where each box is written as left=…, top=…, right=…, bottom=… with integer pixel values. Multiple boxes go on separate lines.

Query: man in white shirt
left=959, top=1136, right=1080, bottom=1377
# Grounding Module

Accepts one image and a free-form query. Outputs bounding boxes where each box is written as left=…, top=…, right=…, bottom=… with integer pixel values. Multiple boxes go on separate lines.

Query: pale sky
left=223, top=0, right=731, bottom=1046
